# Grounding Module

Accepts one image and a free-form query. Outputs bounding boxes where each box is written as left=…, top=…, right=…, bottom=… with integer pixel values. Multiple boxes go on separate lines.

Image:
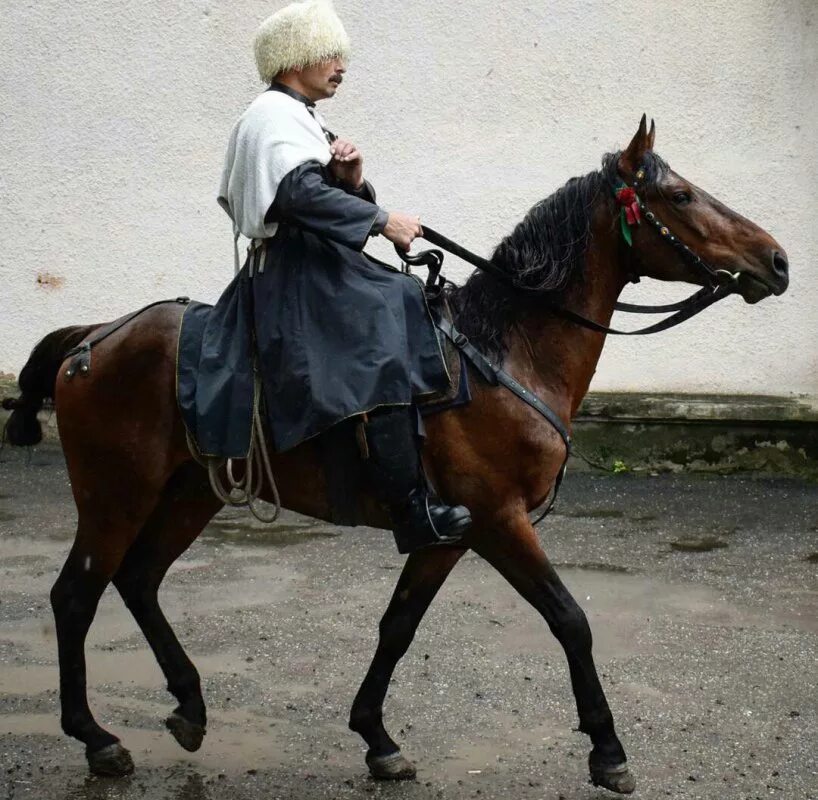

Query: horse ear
left=618, top=114, right=650, bottom=176
left=647, top=118, right=656, bottom=150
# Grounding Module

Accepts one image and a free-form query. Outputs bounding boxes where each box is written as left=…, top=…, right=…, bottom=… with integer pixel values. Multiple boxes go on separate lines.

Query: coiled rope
left=187, top=370, right=281, bottom=523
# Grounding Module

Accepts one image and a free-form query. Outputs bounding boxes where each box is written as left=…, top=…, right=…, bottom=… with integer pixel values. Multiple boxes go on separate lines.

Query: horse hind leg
left=349, top=546, right=465, bottom=780
left=51, top=509, right=150, bottom=776
left=112, top=462, right=223, bottom=754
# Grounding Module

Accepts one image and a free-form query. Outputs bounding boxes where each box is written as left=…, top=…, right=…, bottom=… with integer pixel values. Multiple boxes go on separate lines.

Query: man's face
left=297, top=57, right=346, bottom=101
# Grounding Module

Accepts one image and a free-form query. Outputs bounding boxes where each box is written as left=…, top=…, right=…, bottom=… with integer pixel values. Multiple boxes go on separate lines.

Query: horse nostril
left=772, top=250, right=789, bottom=278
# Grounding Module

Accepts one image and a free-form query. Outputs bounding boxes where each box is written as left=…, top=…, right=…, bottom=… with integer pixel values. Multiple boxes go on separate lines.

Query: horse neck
left=508, top=208, right=629, bottom=420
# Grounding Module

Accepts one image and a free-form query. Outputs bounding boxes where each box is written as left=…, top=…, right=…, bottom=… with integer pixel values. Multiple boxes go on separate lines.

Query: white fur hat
left=254, top=1, right=351, bottom=84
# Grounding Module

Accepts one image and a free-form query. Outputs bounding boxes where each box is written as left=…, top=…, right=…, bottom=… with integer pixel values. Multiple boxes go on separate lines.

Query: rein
left=397, top=160, right=740, bottom=336
left=395, top=159, right=742, bottom=521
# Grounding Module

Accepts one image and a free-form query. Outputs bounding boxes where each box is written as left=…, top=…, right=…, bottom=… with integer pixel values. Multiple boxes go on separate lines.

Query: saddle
left=417, top=294, right=470, bottom=413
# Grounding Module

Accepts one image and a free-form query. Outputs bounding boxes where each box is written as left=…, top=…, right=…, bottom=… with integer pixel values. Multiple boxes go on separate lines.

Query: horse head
left=617, top=115, right=789, bottom=304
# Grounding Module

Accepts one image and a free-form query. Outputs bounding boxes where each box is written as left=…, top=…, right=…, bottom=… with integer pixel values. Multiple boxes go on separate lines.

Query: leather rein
left=394, top=161, right=743, bottom=522
left=397, top=161, right=741, bottom=336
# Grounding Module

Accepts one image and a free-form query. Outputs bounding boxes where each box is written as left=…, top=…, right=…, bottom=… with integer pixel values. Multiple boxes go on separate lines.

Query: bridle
left=625, top=163, right=740, bottom=293
left=391, top=157, right=744, bottom=520
left=396, top=159, right=742, bottom=336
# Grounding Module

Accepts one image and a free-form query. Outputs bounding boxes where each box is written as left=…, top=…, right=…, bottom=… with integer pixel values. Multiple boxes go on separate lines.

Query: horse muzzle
left=734, top=248, right=789, bottom=304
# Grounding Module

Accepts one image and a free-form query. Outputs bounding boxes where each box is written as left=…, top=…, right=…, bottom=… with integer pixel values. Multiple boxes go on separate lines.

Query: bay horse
left=4, top=118, right=788, bottom=794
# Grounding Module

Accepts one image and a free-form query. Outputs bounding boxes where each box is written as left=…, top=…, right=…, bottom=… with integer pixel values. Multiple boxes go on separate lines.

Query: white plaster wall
left=1, top=0, right=816, bottom=400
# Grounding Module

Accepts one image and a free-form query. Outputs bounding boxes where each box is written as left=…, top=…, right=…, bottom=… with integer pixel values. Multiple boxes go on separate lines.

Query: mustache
left=330, top=75, right=343, bottom=84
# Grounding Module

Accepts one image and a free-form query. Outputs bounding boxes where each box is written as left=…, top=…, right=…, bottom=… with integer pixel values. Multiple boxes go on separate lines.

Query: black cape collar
left=269, top=82, right=315, bottom=108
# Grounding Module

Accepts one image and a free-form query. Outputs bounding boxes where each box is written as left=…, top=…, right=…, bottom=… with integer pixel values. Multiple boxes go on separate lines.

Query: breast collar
left=268, top=82, right=337, bottom=144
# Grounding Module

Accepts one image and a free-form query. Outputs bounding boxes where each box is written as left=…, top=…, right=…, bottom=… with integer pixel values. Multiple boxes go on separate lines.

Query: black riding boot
left=364, top=407, right=472, bottom=554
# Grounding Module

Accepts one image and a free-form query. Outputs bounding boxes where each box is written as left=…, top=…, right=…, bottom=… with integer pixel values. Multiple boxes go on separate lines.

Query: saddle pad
left=177, top=297, right=472, bottom=460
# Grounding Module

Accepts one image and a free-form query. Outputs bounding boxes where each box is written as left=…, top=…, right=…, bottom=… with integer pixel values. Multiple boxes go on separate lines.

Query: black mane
left=446, top=150, right=667, bottom=361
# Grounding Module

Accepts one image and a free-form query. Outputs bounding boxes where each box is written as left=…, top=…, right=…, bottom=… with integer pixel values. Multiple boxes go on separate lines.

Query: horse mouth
left=735, top=272, right=777, bottom=304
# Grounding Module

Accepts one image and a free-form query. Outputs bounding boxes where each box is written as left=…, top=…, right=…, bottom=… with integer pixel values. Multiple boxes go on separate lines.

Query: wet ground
left=0, top=445, right=816, bottom=800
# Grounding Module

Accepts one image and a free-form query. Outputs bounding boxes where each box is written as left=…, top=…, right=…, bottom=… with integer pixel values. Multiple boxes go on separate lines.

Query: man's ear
left=618, top=114, right=654, bottom=177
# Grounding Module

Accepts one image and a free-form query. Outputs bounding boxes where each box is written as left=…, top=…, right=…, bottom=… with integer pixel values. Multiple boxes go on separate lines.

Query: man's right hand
left=383, top=212, right=423, bottom=251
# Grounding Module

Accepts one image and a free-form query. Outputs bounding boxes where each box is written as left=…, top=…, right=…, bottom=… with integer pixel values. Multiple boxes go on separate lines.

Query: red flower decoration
left=615, top=187, right=637, bottom=205
left=615, top=185, right=641, bottom=226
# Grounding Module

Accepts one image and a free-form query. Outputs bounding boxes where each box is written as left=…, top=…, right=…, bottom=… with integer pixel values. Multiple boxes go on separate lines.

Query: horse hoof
left=86, top=743, right=135, bottom=777
left=590, top=761, right=636, bottom=794
left=366, top=750, right=417, bottom=780
left=165, top=712, right=206, bottom=752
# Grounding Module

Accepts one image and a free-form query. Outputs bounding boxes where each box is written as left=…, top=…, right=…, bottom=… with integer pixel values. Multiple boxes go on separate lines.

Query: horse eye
left=673, top=191, right=692, bottom=205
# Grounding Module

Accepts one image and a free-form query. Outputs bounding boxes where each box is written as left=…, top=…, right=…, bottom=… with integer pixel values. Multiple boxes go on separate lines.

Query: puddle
left=437, top=716, right=561, bottom=779
left=0, top=627, right=254, bottom=690
left=0, top=509, right=18, bottom=523
left=670, top=536, right=729, bottom=552
left=0, top=709, right=296, bottom=773
left=203, top=519, right=339, bottom=547
left=553, top=561, right=630, bottom=574
left=484, top=564, right=818, bottom=664
left=563, top=508, right=625, bottom=519
left=0, top=553, right=50, bottom=568
left=803, top=552, right=818, bottom=563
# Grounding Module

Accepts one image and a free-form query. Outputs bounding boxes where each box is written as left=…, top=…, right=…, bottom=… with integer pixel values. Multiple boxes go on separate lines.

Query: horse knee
left=116, top=576, right=155, bottom=613
left=378, top=610, right=417, bottom=660
left=552, top=599, right=592, bottom=653
left=114, top=558, right=163, bottom=609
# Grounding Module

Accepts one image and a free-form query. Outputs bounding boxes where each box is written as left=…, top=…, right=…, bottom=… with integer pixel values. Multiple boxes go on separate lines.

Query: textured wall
left=1, top=0, right=816, bottom=401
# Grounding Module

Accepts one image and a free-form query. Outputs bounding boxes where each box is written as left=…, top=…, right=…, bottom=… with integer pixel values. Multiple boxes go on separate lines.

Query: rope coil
left=188, top=371, right=281, bottom=524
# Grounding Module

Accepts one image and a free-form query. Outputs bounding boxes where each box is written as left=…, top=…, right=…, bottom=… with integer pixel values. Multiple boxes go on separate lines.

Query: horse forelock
left=446, top=150, right=669, bottom=361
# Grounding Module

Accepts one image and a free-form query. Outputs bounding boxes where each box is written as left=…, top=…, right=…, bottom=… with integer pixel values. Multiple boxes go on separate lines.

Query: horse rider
left=217, top=0, right=472, bottom=553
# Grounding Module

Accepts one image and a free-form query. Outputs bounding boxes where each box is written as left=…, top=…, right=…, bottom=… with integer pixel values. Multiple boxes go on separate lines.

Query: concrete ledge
left=577, top=392, right=818, bottom=424
left=3, top=377, right=817, bottom=479
left=573, top=393, right=818, bottom=480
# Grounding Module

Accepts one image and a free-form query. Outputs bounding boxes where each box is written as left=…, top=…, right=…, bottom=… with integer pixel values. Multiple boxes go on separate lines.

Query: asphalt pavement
left=0, top=445, right=816, bottom=800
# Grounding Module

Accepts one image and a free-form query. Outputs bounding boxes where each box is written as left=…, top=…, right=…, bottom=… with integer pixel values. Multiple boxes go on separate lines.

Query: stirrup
left=392, top=494, right=472, bottom=554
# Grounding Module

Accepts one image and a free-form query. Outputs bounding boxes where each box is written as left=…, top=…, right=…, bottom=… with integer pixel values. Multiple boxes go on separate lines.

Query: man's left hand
left=329, top=138, right=364, bottom=189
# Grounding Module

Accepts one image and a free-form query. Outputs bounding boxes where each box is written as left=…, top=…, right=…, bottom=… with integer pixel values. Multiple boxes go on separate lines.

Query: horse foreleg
left=113, top=462, right=222, bottom=753
left=349, top=546, right=466, bottom=780
left=473, top=514, right=636, bottom=795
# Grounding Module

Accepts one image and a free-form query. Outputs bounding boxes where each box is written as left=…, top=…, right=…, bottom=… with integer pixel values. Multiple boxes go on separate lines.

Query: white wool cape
left=218, top=90, right=331, bottom=243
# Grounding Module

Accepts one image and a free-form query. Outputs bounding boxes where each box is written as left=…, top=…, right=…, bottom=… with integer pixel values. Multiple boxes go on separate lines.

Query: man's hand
left=382, top=212, right=423, bottom=251
left=329, top=138, right=364, bottom=189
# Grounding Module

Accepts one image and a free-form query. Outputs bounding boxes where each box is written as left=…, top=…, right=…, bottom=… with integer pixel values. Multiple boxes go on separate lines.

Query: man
left=217, top=0, right=472, bottom=553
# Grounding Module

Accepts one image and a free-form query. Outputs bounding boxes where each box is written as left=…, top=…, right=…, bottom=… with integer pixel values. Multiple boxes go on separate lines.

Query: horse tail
left=2, top=325, right=99, bottom=446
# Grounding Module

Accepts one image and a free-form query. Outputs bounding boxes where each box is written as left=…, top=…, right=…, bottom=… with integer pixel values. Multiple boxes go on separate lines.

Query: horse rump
left=2, top=325, right=99, bottom=446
